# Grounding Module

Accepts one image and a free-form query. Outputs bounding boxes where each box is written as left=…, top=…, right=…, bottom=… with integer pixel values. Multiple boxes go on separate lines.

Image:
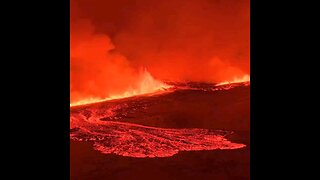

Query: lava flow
left=71, top=120, right=245, bottom=158
left=70, top=0, right=250, bottom=160
left=71, top=112, right=245, bottom=158
left=70, top=82, right=248, bottom=158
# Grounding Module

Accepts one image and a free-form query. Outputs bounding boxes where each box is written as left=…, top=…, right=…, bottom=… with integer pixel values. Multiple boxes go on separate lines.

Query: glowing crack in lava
left=70, top=69, right=172, bottom=107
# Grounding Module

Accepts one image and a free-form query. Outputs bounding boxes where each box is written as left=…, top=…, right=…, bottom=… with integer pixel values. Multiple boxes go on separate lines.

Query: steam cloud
left=71, top=0, right=249, bottom=104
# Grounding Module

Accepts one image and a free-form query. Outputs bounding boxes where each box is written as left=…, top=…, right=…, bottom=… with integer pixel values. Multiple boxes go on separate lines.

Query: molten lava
left=70, top=82, right=249, bottom=158
left=70, top=69, right=172, bottom=107
left=70, top=0, right=250, bottom=160
left=71, top=120, right=245, bottom=158
left=70, top=104, right=246, bottom=158
left=216, top=75, right=250, bottom=86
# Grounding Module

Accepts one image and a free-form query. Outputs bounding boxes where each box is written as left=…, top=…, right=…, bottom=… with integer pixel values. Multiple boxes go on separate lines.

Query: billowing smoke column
left=71, top=0, right=250, bottom=105
left=71, top=0, right=169, bottom=105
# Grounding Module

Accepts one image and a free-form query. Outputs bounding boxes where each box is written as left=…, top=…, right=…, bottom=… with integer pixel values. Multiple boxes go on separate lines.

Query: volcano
left=70, top=81, right=250, bottom=179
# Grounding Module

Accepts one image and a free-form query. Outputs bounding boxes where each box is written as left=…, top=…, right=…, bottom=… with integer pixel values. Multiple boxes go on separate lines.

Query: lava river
left=70, top=82, right=248, bottom=158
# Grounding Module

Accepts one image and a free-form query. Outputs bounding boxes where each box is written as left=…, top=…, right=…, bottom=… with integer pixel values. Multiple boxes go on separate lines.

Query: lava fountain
left=70, top=0, right=249, bottom=159
left=70, top=69, right=172, bottom=107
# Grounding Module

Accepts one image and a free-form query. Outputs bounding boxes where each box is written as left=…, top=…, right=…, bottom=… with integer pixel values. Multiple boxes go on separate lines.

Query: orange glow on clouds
left=70, top=0, right=250, bottom=106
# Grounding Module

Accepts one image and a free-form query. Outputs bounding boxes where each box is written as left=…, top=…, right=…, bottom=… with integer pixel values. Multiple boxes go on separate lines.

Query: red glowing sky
left=70, top=0, right=250, bottom=104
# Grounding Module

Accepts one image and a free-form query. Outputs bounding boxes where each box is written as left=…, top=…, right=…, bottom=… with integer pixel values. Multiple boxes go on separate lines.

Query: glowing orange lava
left=70, top=101, right=246, bottom=158
left=70, top=69, right=172, bottom=107
left=216, top=75, right=250, bottom=86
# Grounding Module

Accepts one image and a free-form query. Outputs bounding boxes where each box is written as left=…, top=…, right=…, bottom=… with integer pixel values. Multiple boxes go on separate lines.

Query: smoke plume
left=71, top=0, right=250, bottom=104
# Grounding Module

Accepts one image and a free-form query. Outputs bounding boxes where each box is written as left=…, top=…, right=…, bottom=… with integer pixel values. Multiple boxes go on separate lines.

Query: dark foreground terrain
left=70, top=82, right=250, bottom=180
